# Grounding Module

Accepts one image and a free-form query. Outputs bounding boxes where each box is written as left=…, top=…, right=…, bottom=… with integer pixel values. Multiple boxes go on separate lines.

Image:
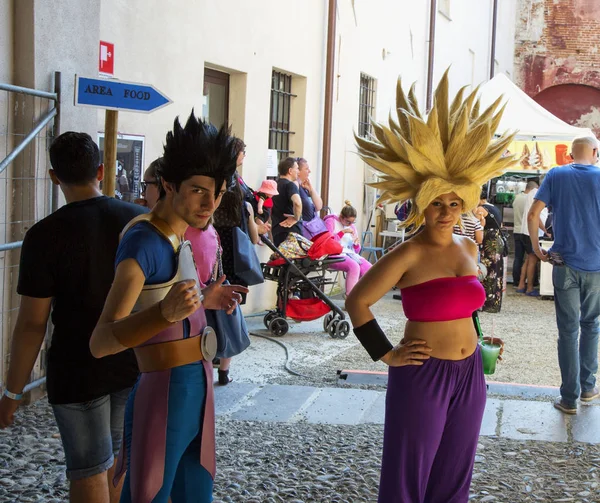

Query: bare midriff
left=404, top=318, right=478, bottom=360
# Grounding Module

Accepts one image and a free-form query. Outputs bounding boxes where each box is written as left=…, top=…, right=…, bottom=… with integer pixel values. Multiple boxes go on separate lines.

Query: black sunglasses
left=140, top=181, right=158, bottom=191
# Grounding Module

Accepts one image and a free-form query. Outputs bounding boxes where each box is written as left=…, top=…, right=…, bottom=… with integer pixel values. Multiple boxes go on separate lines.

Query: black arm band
left=353, top=319, right=394, bottom=362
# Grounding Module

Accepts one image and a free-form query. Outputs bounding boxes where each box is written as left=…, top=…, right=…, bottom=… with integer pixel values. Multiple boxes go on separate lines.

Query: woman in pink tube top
left=346, top=70, right=510, bottom=503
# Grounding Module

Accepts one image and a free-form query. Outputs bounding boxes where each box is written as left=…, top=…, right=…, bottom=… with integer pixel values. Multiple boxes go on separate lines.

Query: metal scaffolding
left=0, top=73, right=60, bottom=394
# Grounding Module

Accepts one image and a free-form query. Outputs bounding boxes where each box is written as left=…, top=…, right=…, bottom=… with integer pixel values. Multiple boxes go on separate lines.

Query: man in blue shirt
left=528, top=136, right=600, bottom=414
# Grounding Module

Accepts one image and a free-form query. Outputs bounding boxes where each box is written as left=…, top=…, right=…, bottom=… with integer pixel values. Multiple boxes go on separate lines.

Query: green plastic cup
left=480, top=341, right=501, bottom=375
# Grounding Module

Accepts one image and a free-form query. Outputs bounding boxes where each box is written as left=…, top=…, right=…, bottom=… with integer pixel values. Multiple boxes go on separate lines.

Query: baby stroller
left=260, top=234, right=350, bottom=338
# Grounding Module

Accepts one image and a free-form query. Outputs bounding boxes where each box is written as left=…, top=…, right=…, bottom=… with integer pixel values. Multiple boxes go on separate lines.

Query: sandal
left=218, top=369, right=233, bottom=385
left=212, top=357, right=221, bottom=369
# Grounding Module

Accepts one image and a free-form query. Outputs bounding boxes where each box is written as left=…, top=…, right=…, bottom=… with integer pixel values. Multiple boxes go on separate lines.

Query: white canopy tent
left=477, top=74, right=594, bottom=141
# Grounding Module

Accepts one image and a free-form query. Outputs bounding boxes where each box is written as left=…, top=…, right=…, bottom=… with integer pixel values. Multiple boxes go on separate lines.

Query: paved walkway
left=215, top=382, right=600, bottom=444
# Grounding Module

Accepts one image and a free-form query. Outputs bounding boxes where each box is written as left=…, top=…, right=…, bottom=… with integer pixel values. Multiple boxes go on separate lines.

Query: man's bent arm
left=91, top=258, right=245, bottom=358
left=90, top=258, right=149, bottom=358
left=291, top=193, right=302, bottom=221
left=527, top=200, right=547, bottom=261
left=5, top=296, right=52, bottom=394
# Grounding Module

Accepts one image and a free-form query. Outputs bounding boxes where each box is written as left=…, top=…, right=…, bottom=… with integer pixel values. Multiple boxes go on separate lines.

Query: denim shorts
left=51, top=387, right=131, bottom=481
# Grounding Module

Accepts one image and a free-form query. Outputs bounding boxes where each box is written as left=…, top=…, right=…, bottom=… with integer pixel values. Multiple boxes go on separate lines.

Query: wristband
left=3, top=389, right=23, bottom=400
left=353, top=319, right=394, bottom=362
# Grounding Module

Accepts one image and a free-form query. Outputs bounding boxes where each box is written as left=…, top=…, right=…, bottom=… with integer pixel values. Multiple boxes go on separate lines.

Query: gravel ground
left=215, top=423, right=600, bottom=503
left=2, top=401, right=600, bottom=503
left=255, top=288, right=564, bottom=390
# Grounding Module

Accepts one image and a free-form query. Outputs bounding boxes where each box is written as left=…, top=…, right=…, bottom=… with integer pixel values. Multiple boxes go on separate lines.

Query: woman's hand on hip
left=381, top=339, right=432, bottom=367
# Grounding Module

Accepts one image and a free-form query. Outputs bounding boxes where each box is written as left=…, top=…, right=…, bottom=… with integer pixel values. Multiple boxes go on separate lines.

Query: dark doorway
left=534, top=83, right=600, bottom=138
left=203, top=68, right=230, bottom=128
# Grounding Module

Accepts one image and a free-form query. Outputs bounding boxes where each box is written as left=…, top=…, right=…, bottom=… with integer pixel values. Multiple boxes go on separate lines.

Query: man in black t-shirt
left=0, top=132, right=146, bottom=502
left=271, top=157, right=303, bottom=246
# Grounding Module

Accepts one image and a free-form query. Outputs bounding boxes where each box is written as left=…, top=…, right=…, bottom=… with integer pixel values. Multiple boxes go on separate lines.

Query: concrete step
left=214, top=382, right=600, bottom=444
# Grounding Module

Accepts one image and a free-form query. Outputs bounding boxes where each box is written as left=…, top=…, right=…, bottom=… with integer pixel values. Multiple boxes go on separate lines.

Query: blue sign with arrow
left=74, top=76, right=172, bottom=114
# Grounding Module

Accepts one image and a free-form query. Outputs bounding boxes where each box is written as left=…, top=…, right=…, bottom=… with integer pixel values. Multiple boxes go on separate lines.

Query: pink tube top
left=400, top=275, right=485, bottom=322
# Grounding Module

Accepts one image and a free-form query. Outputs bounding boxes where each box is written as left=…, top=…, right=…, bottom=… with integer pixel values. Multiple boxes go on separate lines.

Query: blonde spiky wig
left=355, top=69, right=517, bottom=231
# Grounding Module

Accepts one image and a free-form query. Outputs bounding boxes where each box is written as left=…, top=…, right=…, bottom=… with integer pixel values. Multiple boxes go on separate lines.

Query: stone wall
left=514, top=0, right=600, bottom=136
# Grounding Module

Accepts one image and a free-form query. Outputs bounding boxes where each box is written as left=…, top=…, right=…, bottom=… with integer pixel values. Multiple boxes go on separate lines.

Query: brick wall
left=514, top=0, right=600, bottom=135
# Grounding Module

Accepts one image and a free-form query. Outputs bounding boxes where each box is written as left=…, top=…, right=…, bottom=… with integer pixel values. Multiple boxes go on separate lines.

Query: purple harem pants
left=378, top=345, right=486, bottom=503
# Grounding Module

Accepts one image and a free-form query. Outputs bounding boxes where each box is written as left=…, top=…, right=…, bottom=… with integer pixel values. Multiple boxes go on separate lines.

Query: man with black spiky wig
left=90, top=111, right=248, bottom=503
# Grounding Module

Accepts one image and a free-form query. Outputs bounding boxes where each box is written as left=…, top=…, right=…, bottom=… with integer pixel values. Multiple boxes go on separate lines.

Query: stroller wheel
left=334, top=320, right=350, bottom=339
left=323, top=313, right=334, bottom=333
left=264, top=311, right=278, bottom=329
left=269, top=317, right=289, bottom=337
left=327, top=318, right=340, bottom=338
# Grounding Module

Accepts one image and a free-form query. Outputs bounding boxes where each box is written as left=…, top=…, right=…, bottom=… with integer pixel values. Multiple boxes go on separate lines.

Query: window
left=358, top=73, right=377, bottom=138
left=469, top=49, right=476, bottom=85
left=269, top=71, right=296, bottom=161
left=439, top=0, right=450, bottom=19
left=203, top=68, right=230, bottom=128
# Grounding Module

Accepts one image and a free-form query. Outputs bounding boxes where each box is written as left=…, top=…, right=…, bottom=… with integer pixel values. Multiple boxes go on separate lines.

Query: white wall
left=30, top=0, right=100, bottom=136
left=431, top=0, right=516, bottom=102
left=98, top=0, right=328, bottom=312
left=98, top=0, right=327, bottom=191
left=495, top=0, right=518, bottom=79
left=94, top=0, right=517, bottom=312
left=435, top=0, right=495, bottom=92
left=329, top=0, right=429, bottom=229
left=329, top=0, right=516, bottom=235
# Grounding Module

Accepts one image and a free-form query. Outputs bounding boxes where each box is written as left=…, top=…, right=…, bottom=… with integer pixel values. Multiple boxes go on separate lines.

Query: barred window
left=269, top=71, right=296, bottom=161
left=358, top=73, right=377, bottom=138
